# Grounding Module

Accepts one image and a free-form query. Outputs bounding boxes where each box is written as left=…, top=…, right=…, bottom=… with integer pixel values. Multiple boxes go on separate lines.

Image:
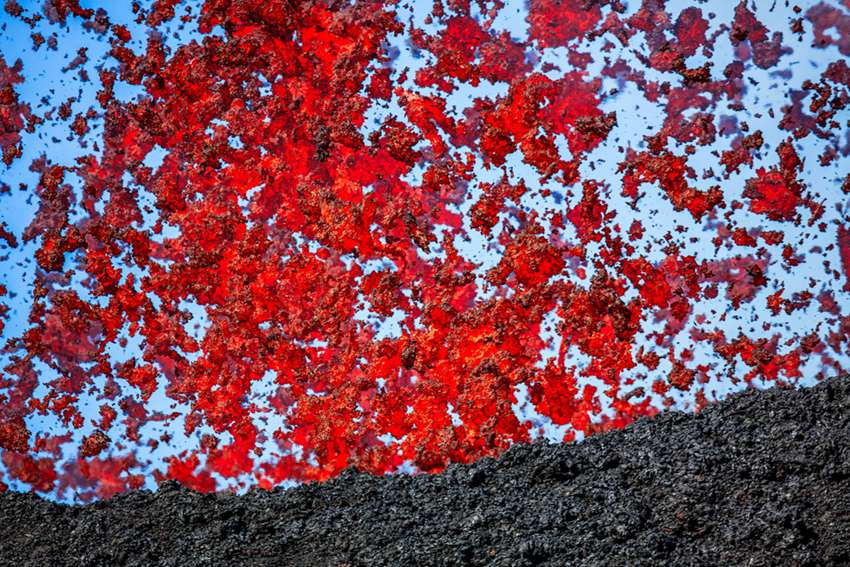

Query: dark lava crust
left=3, top=377, right=850, bottom=566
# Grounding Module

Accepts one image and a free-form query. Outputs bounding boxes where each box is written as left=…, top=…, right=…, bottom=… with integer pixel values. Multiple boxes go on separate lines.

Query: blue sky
left=1, top=0, right=849, bottom=501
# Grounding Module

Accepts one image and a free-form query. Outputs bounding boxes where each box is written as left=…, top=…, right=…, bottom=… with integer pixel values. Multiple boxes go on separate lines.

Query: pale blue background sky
left=1, top=0, right=848, bottom=500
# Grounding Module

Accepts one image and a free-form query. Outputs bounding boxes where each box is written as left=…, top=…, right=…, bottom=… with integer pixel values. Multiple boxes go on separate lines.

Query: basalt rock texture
left=2, top=376, right=850, bottom=567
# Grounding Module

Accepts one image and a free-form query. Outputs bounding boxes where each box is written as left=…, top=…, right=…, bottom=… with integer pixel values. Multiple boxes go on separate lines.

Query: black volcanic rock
left=3, top=376, right=850, bottom=566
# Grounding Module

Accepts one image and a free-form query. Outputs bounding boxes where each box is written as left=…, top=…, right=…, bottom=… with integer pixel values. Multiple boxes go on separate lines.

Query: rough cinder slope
left=3, top=377, right=850, bottom=567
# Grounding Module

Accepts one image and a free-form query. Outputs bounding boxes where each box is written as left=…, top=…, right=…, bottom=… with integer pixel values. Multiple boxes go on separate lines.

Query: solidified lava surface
left=2, top=376, right=850, bottom=566
left=0, top=0, right=849, bottom=501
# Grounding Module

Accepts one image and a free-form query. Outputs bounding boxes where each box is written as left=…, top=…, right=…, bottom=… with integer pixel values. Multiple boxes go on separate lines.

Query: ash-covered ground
left=2, top=376, right=850, bottom=566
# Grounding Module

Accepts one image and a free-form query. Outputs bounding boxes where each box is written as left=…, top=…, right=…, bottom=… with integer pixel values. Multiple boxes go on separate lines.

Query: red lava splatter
left=0, top=55, right=28, bottom=166
left=839, top=225, right=850, bottom=291
left=0, top=0, right=847, bottom=500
